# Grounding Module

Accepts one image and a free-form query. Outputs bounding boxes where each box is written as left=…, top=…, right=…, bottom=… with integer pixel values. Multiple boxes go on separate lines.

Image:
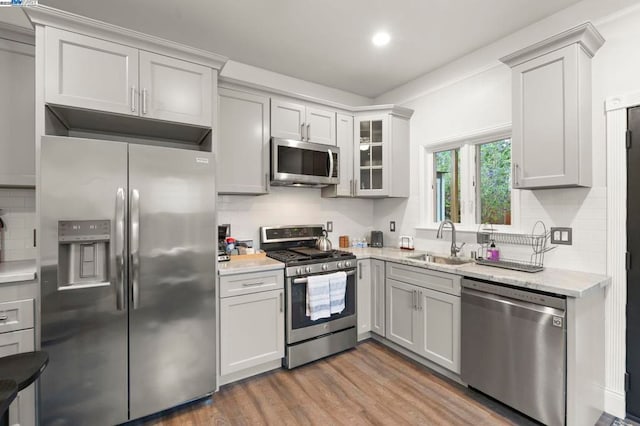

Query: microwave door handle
left=327, top=149, right=334, bottom=178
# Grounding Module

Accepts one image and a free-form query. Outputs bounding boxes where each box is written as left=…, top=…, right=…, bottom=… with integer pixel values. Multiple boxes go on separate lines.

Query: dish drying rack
left=475, top=221, right=555, bottom=273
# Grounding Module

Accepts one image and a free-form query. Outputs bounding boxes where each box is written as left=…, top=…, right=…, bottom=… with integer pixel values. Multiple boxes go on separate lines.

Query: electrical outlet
left=390, top=221, right=396, bottom=232
left=550, top=227, right=572, bottom=245
left=326, top=221, right=333, bottom=232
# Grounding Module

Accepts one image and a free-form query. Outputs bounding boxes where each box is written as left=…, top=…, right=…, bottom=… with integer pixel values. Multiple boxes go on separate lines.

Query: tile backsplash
left=0, top=188, right=36, bottom=262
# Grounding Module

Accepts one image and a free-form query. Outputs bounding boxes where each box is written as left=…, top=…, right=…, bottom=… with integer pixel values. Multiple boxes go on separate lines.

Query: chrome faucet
left=436, top=220, right=465, bottom=257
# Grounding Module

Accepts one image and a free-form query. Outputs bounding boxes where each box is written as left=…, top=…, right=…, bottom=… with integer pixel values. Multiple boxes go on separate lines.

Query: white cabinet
left=45, top=27, right=139, bottom=116
left=139, top=51, right=212, bottom=126
left=356, top=259, right=371, bottom=337
left=370, top=259, right=386, bottom=336
left=321, top=113, right=354, bottom=198
left=416, top=288, right=460, bottom=373
left=385, top=262, right=461, bottom=373
left=386, top=278, right=420, bottom=352
left=218, top=269, right=284, bottom=382
left=45, top=27, right=213, bottom=127
left=0, top=37, right=35, bottom=187
left=271, top=99, right=335, bottom=145
left=217, top=88, right=270, bottom=194
left=353, top=111, right=411, bottom=197
left=501, top=23, right=604, bottom=189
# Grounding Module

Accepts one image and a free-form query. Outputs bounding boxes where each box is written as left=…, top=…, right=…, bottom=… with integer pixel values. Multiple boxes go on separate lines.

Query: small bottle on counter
left=487, top=240, right=500, bottom=261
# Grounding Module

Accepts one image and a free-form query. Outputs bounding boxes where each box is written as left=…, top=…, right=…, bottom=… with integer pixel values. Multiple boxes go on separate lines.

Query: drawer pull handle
left=0, top=313, right=7, bottom=321
left=242, top=282, right=265, bottom=287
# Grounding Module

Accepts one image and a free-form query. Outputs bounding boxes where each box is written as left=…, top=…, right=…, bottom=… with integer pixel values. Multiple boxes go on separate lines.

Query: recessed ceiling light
left=372, top=32, right=390, bottom=47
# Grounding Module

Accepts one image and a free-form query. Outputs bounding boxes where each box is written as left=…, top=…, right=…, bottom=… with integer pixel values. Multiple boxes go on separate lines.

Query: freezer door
left=128, top=144, right=216, bottom=419
left=40, top=136, right=128, bottom=426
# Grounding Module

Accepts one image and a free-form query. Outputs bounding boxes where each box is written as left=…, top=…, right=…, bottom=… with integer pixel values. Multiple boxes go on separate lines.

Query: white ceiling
left=40, top=0, right=582, bottom=98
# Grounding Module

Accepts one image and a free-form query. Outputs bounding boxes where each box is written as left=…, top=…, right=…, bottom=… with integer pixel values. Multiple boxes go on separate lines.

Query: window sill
left=415, top=224, right=524, bottom=234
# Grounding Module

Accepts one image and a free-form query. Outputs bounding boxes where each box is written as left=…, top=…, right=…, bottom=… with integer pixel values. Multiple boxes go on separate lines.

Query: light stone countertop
left=218, top=255, right=284, bottom=276
left=349, top=247, right=610, bottom=298
left=0, top=259, right=37, bottom=284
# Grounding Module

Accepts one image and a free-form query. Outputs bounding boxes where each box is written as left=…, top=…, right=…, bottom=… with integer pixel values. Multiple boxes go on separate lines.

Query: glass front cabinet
left=356, top=116, right=387, bottom=196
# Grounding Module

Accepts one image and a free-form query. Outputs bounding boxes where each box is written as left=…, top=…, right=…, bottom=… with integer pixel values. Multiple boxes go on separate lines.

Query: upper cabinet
left=322, top=107, right=412, bottom=198
left=139, top=51, right=212, bottom=126
left=501, top=23, right=604, bottom=189
left=218, top=87, right=270, bottom=194
left=0, top=36, right=35, bottom=187
left=45, top=27, right=213, bottom=127
left=271, top=99, right=336, bottom=145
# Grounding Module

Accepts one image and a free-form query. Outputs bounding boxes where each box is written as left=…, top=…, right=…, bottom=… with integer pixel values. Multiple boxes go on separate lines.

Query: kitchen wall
left=217, top=187, right=374, bottom=248
left=0, top=188, right=36, bottom=261
left=371, top=0, right=640, bottom=416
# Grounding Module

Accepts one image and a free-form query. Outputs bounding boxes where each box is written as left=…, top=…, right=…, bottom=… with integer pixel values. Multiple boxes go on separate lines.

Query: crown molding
left=500, top=21, right=605, bottom=67
left=0, top=20, right=34, bottom=45
left=24, top=4, right=228, bottom=69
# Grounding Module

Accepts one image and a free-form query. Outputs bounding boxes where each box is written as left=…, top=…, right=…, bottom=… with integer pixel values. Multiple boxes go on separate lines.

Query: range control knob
left=345, top=261, right=352, bottom=267
left=337, top=262, right=343, bottom=268
left=322, top=264, right=328, bottom=271
left=296, top=268, right=302, bottom=275
left=305, top=267, right=312, bottom=274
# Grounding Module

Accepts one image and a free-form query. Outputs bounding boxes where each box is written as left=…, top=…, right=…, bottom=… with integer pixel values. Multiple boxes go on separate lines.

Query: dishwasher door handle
left=462, top=287, right=565, bottom=317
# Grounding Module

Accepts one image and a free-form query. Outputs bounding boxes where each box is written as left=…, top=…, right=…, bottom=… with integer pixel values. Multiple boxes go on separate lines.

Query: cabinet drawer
left=386, top=262, right=461, bottom=296
left=0, top=299, right=34, bottom=333
left=219, top=270, right=284, bottom=298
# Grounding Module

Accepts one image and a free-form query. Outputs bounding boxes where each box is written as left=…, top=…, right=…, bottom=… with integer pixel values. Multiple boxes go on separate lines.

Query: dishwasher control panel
left=462, top=278, right=566, bottom=311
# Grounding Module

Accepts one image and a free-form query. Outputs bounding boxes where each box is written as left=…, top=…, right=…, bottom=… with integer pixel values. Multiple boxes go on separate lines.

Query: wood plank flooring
left=143, top=340, right=534, bottom=426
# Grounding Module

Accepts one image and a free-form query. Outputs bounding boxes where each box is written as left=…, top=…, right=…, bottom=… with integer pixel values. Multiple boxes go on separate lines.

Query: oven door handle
left=293, top=270, right=356, bottom=284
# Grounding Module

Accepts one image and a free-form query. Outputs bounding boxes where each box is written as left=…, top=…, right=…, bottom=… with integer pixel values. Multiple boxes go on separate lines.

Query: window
left=477, top=139, right=511, bottom=225
left=434, top=148, right=461, bottom=222
left=424, top=128, right=515, bottom=228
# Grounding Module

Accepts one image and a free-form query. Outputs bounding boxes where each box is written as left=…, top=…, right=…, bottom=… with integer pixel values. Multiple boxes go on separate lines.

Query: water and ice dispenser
left=58, top=220, right=110, bottom=288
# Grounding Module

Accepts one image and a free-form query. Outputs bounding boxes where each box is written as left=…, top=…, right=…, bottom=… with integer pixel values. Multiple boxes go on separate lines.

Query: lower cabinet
left=385, top=262, right=461, bottom=374
left=0, top=328, right=35, bottom=426
left=356, top=259, right=371, bottom=336
left=218, top=269, right=285, bottom=383
left=370, top=259, right=386, bottom=336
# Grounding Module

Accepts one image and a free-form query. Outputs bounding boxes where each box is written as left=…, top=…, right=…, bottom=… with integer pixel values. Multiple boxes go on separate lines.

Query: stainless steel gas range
left=261, top=225, right=357, bottom=369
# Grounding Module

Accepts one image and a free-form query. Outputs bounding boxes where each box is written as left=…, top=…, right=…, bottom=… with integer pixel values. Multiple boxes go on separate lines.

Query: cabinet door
left=139, top=51, right=212, bottom=126
left=385, top=279, right=419, bottom=351
left=45, top=27, right=138, bottom=116
left=322, top=114, right=354, bottom=197
left=220, top=289, right=284, bottom=375
left=271, top=99, right=305, bottom=140
left=0, top=329, right=35, bottom=426
left=0, top=39, right=35, bottom=187
left=356, top=259, right=371, bottom=336
left=370, top=259, right=386, bottom=336
left=355, top=115, right=388, bottom=196
left=512, top=45, right=580, bottom=188
left=306, top=107, right=336, bottom=145
left=218, top=88, right=269, bottom=194
left=416, top=288, right=460, bottom=373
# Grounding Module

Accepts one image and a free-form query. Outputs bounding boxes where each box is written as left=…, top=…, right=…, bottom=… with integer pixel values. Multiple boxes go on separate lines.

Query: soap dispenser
left=487, top=240, right=500, bottom=261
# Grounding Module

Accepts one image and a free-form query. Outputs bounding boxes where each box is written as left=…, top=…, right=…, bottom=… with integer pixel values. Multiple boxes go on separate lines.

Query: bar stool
left=0, top=352, right=48, bottom=426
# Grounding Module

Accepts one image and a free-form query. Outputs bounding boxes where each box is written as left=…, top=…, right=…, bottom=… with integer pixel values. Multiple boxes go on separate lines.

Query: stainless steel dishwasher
left=461, top=278, right=566, bottom=426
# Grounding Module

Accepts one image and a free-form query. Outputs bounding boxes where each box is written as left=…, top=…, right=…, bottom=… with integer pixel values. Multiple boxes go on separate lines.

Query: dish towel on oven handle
left=329, top=271, right=347, bottom=314
left=306, top=274, right=331, bottom=320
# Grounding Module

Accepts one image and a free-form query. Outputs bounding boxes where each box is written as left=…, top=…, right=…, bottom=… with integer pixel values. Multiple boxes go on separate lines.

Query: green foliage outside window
left=479, top=139, right=511, bottom=224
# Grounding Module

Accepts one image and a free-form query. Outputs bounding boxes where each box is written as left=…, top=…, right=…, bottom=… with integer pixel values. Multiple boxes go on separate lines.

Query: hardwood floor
left=143, top=340, right=535, bottom=425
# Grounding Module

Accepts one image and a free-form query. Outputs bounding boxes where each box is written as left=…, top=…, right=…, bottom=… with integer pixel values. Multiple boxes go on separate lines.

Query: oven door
left=287, top=269, right=356, bottom=344
left=271, top=138, right=339, bottom=186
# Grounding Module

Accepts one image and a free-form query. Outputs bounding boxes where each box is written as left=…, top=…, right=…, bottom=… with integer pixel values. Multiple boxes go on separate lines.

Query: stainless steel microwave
left=271, top=138, right=340, bottom=187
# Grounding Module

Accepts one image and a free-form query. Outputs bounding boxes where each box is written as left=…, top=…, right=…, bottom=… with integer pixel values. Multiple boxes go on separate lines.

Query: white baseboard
left=604, top=387, right=625, bottom=418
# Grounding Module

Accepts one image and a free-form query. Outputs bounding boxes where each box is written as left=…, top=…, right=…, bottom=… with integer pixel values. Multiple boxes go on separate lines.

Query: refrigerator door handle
left=130, top=188, right=141, bottom=309
left=115, top=188, right=126, bottom=310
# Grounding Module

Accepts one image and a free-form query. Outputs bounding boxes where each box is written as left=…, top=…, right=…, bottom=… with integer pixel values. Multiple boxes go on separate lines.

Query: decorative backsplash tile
left=0, top=188, right=36, bottom=262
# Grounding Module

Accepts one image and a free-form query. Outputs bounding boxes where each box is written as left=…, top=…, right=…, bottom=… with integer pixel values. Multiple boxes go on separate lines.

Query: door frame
left=605, top=91, right=640, bottom=418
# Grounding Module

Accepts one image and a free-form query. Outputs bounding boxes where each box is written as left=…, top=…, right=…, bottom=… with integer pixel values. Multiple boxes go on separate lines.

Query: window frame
left=419, top=124, right=519, bottom=232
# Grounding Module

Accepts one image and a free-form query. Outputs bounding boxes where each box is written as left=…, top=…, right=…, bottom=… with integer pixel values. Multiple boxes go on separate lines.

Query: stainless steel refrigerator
left=39, top=136, right=216, bottom=425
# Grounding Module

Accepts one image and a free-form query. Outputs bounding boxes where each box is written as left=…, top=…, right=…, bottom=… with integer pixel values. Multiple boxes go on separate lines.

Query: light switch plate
left=326, top=221, right=333, bottom=232
left=550, top=227, right=572, bottom=245
left=390, top=221, right=396, bottom=232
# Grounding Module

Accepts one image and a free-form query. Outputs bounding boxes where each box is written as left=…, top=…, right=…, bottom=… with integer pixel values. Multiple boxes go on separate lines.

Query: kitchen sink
left=407, top=254, right=472, bottom=265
